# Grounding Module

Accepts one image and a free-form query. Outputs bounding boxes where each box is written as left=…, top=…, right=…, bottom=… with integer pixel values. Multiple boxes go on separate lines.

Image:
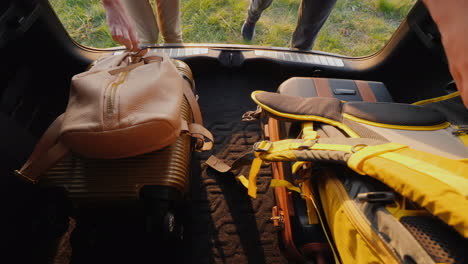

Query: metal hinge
left=271, top=206, right=285, bottom=230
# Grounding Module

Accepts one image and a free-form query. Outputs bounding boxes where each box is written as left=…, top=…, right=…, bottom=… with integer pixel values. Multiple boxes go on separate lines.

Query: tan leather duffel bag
left=16, top=49, right=212, bottom=183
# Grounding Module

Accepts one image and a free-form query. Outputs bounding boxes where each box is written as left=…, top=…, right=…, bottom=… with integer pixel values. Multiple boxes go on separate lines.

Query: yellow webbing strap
left=237, top=176, right=302, bottom=194
left=292, top=123, right=316, bottom=174
left=247, top=155, right=263, bottom=198
left=292, top=161, right=309, bottom=174
left=301, top=122, right=316, bottom=140
left=348, top=143, right=409, bottom=174
left=411, top=91, right=460, bottom=106
left=270, top=179, right=302, bottom=193
left=237, top=175, right=250, bottom=189
left=349, top=143, right=468, bottom=198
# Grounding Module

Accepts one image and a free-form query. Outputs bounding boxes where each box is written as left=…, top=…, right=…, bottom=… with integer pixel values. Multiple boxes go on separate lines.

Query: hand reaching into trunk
left=102, top=0, right=139, bottom=51
left=424, top=0, right=468, bottom=107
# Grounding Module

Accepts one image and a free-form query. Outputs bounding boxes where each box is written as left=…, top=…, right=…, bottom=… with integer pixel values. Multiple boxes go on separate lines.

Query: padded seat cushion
left=278, top=77, right=393, bottom=102
left=344, top=102, right=447, bottom=126
left=253, top=91, right=447, bottom=126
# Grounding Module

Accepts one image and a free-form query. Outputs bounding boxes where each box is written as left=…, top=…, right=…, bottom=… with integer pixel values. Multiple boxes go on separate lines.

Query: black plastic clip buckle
left=357, top=192, right=395, bottom=203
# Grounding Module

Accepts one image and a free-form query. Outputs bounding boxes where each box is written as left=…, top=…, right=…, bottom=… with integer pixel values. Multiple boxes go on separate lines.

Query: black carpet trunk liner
left=183, top=70, right=287, bottom=263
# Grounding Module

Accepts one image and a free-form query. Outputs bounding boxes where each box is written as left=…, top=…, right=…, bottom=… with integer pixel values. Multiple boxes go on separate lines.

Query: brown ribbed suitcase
left=41, top=88, right=192, bottom=205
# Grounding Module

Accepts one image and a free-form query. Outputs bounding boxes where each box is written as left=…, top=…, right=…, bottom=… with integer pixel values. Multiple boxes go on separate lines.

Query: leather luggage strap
left=181, top=80, right=203, bottom=125
left=180, top=120, right=214, bottom=151
left=16, top=114, right=69, bottom=184
left=180, top=76, right=213, bottom=151
left=354, top=80, right=377, bottom=102
left=188, top=123, right=214, bottom=151
left=206, top=149, right=255, bottom=173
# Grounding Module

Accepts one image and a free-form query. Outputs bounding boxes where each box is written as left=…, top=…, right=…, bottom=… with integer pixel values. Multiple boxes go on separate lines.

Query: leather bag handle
left=109, top=55, right=163, bottom=76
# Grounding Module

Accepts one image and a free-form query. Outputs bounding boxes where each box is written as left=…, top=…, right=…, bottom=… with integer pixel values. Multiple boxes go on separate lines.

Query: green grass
left=49, top=0, right=416, bottom=57
left=377, top=0, right=415, bottom=18
left=315, top=0, right=409, bottom=56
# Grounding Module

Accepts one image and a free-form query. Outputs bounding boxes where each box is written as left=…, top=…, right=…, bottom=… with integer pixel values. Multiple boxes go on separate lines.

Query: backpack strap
left=241, top=137, right=468, bottom=238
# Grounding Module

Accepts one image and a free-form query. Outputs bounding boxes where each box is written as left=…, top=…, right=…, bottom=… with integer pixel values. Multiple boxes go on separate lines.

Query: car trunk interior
left=2, top=0, right=463, bottom=263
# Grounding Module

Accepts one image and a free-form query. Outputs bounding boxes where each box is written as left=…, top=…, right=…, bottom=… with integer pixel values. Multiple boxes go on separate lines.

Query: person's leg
left=291, top=0, right=337, bottom=50
left=247, top=0, right=274, bottom=23
left=120, top=0, right=159, bottom=45
left=242, top=0, right=274, bottom=41
left=155, top=0, right=182, bottom=43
